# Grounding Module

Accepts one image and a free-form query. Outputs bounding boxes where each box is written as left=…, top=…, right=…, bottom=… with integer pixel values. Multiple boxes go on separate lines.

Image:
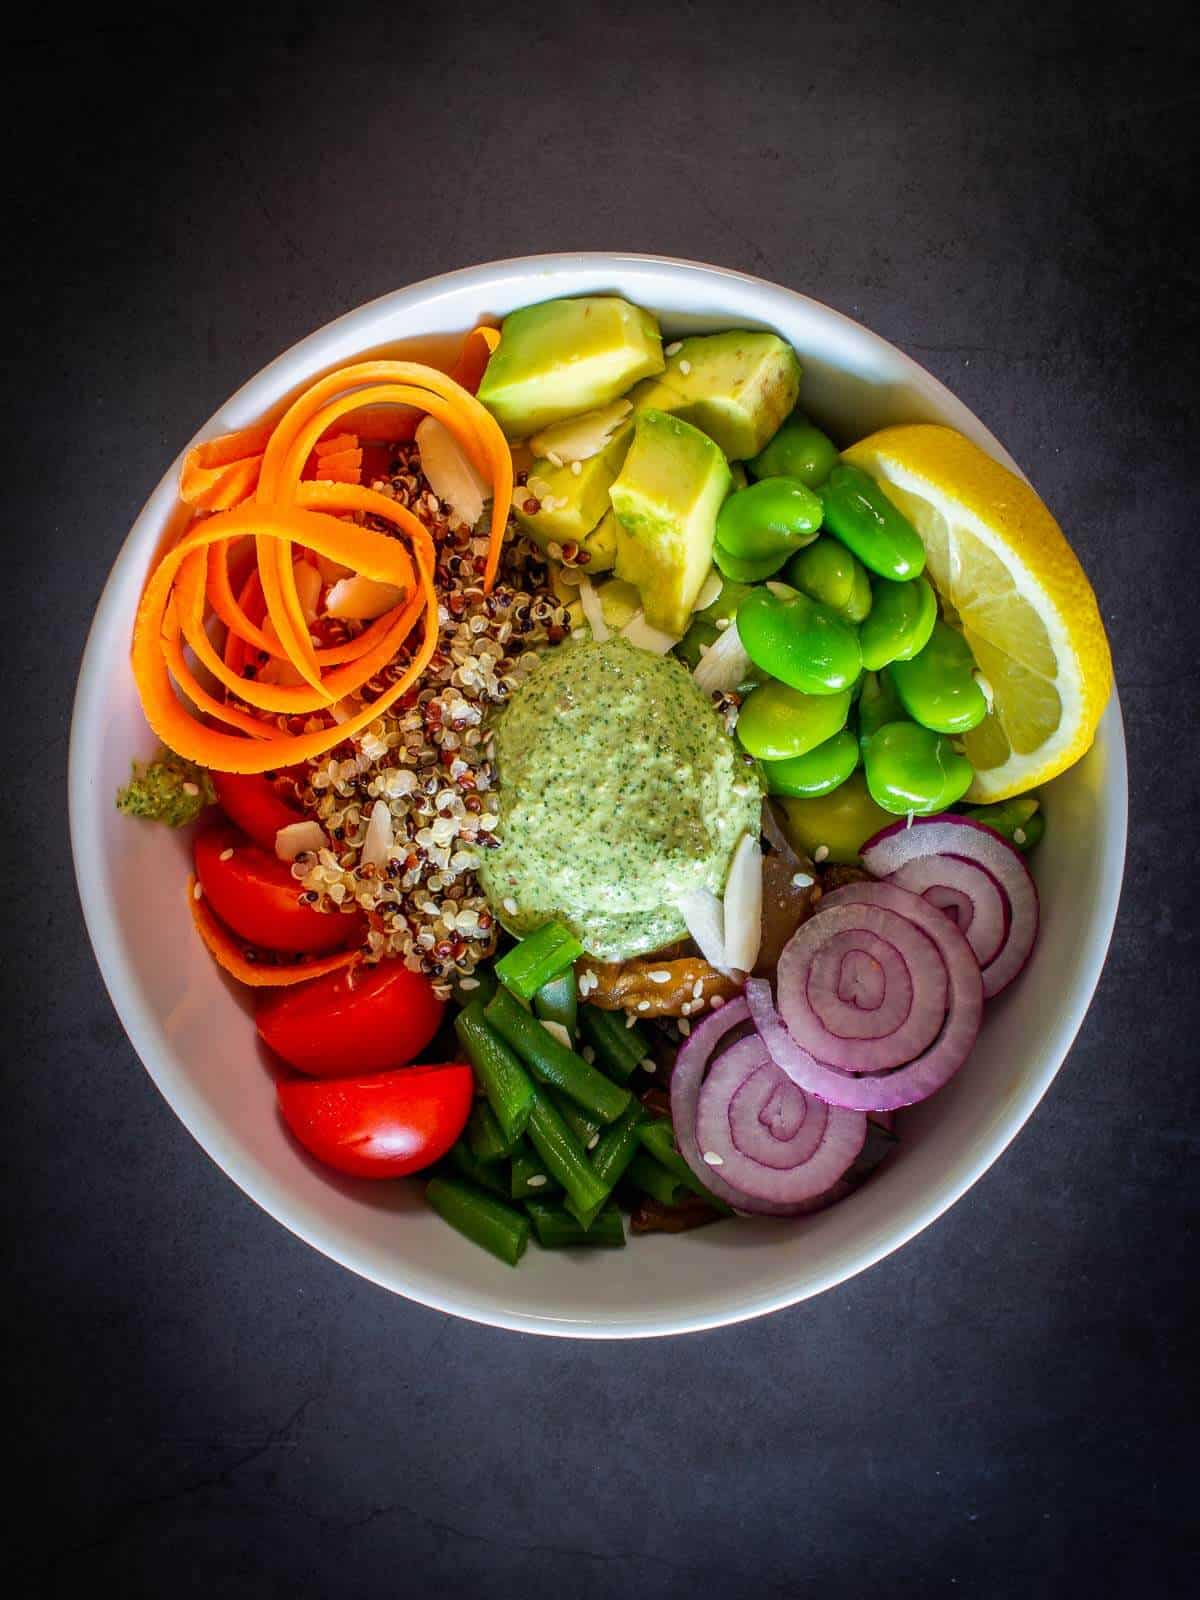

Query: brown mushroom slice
left=756, top=797, right=821, bottom=974
left=577, top=955, right=741, bottom=1018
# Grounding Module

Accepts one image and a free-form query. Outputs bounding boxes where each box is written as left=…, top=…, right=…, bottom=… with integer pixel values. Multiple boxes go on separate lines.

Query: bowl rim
left=68, top=252, right=1128, bottom=1337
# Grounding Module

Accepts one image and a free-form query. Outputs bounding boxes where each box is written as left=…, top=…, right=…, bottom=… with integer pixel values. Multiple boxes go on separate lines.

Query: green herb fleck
left=116, top=747, right=215, bottom=827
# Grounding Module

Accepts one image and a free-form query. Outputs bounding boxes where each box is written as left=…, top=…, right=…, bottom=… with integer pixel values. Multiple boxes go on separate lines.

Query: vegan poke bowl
left=73, top=257, right=1122, bottom=1328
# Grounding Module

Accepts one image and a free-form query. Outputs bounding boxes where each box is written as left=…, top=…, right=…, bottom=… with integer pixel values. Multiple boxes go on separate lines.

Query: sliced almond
left=325, top=575, right=405, bottom=620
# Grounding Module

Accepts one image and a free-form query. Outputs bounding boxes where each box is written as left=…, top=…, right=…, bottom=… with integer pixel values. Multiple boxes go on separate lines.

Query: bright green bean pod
left=764, top=728, right=860, bottom=798
left=510, top=1143, right=562, bottom=1201
left=747, top=412, right=840, bottom=488
left=533, top=968, right=578, bottom=1040
left=784, top=536, right=873, bottom=623
left=550, top=1089, right=603, bottom=1151
left=736, top=680, right=852, bottom=762
left=494, top=920, right=583, bottom=1002
left=775, top=771, right=896, bottom=864
left=714, top=477, right=824, bottom=562
left=466, top=1098, right=520, bottom=1164
left=820, top=462, right=926, bottom=580
left=525, top=1088, right=611, bottom=1218
left=486, top=987, right=633, bottom=1123
left=626, top=1148, right=688, bottom=1207
left=426, top=1176, right=531, bottom=1266
left=578, top=1004, right=651, bottom=1083
left=453, top=1001, right=535, bottom=1145
left=565, top=1100, right=646, bottom=1229
left=713, top=540, right=790, bottom=582
left=857, top=669, right=906, bottom=744
left=858, top=576, right=937, bottom=671
left=889, top=621, right=988, bottom=734
left=636, top=1119, right=733, bottom=1213
left=447, top=1139, right=510, bottom=1199
left=736, top=584, right=862, bottom=695
left=963, top=794, right=1045, bottom=851
left=525, top=1200, right=626, bottom=1249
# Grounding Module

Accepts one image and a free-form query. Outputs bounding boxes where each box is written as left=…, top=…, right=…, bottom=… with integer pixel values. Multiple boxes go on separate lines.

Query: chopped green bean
left=426, top=1176, right=531, bottom=1266
left=626, top=1149, right=688, bottom=1207
left=447, top=1139, right=510, bottom=1199
left=526, top=1200, right=626, bottom=1249
left=550, top=1091, right=603, bottom=1150
left=486, top=988, right=633, bottom=1124
left=578, top=1004, right=651, bottom=1082
left=510, top=1143, right=562, bottom=1201
left=466, top=1099, right=519, bottom=1164
left=533, top=969, right=578, bottom=1040
left=525, top=1088, right=611, bottom=1218
left=565, top=1100, right=647, bottom=1229
left=495, top=920, right=584, bottom=1001
left=637, top=1119, right=734, bottom=1213
left=454, top=1001, right=535, bottom=1144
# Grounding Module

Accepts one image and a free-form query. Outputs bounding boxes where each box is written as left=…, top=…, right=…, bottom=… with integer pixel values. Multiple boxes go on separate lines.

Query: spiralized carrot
left=131, top=329, right=507, bottom=777
left=189, top=876, right=359, bottom=986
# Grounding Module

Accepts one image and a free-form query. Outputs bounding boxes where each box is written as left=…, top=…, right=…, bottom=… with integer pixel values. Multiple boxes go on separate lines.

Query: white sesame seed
left=502, top=897, right=518, bottom=915
left=219, top=847, right=235, bottom=862
left=792, top=871, right=813, bottom=888
left=192, top=882, right=203, bottom=900
left=639, top=1057, right=656, bottom=1072
left=527, top=1174, right=548, bottom=1188
left=648, top=969, right=671, bottom=983
left=636, top=1000, right=651, bottom=1012
left=1014, top=828, right=1027, bottom=845
left=459, top=977, right=480, bottom=990
left=570, top=460, right=582, bottom=477
left=587, top=1132, right=600, bottom=1150
left=678, top=1017, right=691, bottom=1035
left=665, top=340, right=683, bottom=356
left=625, top=1013, right=638, bottom=1029
left=546, top=450, right=564, bottom=468
left=709, top=995, right=725, bottom=1010
left=691, top=978, right=704, bottom=999
left=680, top=1001, right=693, bottom=1016
left=678, top=359, right=692, bottom=375
left=182, top=781, right=200, bottom=797
left=814, top=845, right=830, bottom=863
left=540, top=1020, right=573, bottom=1050
left=702, top=1151, right=724, bottom=1166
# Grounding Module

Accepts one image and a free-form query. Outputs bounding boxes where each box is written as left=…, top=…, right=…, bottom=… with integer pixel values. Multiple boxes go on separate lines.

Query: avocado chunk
left=629, top=330, right=801, bottom=460
left=478, top=297, right=665, bottom=438
left=610, top=410, right=733, bottom=637
left=514, top=425, right=632, bottom=567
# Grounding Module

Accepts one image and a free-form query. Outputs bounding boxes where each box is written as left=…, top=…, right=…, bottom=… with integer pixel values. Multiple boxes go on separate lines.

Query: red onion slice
left=694, top=1035, right=866, bottom=1204
left=860, top=815, right=1039, bottom=998
left=887, top=853, right=1008, bottom=969
left=778, top=902, right=948, bottom=1070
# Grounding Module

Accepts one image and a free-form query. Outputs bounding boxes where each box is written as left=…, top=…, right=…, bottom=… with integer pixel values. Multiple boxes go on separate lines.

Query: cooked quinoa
left=280, top=445, right=575, bottom=998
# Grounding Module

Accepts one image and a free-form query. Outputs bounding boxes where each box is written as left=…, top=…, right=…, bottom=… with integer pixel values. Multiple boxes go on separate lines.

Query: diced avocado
left=595, top=577, right=642, bottom=629
left=583, top=508, right=621, bottom=572
left=628, top=330, right=801, bottom=460
left=610, top=410, right=734, bottom=637
left=478, top=297, right=665, bottom=438
left=514, top=424, right=632, bottom=566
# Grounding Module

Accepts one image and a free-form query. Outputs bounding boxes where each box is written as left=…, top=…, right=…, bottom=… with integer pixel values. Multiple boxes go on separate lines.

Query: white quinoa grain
left=814, top=845, right=830, bottom=863
left=665, top=340, right=683, bottom=356
left=678, top=1017, right=692, bottom=1036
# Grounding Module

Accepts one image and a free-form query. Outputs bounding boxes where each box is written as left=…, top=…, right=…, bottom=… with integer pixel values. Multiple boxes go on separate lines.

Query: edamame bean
left=862, top=721, right=973, bottom=815
left=736, top=584, right=862, bottom=695
left=675, top=578, right=754, bottom=670
left=736, top=682, right=853, bottom=762
left=776, top=771, right=894, bottom=864
left=820, top=463, right=926, bottom=580
left=856, top=669, right=906, bottom=744
left=963, top=794, right=1045, bottom=851
left=764, top=728, right=860, bottom=798
left=859, top=575, right=937, bottom=671
left=784, top=537, right=873, bottom=624
left=713, top=541, right=791, bottom=582
left=889, top=621, right=988, bottom=734
left=715, top=477, right=824, bottom=563
left=747, top=412, right=839, bottom=488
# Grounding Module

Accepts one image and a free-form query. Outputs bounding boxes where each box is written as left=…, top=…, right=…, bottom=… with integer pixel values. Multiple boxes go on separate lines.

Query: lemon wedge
left=842, top=425, right=1112, bottom=802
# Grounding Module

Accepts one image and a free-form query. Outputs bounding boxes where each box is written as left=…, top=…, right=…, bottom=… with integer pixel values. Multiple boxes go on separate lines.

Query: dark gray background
left=6, top=3, right=1197, bottom=1595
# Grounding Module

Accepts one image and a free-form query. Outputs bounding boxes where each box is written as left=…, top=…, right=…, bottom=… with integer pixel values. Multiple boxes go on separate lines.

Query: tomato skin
left=256, top=959, right=444, bottom=1076
left=277, top=1063, right=473, bottom=1178
left=211, top=771, right=301, bottom=851
left=194, top=822, right=362, bottom=956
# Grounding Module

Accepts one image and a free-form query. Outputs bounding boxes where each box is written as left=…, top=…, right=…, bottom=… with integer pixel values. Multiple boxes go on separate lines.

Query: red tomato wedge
left=256, top=958, right=444, bottom=1076
left=211, top=770, right=302, bottom=851
left=277, top=1063, right=473, bottom=1178
left=194, top=821, right=363, bottom=955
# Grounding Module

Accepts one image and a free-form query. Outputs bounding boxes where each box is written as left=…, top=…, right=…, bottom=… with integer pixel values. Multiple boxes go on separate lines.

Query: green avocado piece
left=628, top=330, right=801, bottom=460
left=477, top=297, right=665, bottom=438
left=514, top=425, right=633, bottom=565
left=610, top=410, right=733, bottom=637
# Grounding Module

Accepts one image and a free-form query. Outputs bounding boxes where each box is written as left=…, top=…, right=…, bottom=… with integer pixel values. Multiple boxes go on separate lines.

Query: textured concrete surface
left=6, top=4, right=1196, bottom=1595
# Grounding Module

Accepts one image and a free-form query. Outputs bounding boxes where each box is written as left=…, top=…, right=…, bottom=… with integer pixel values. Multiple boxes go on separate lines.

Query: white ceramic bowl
left=69, top=254, right=1126, bottom=1338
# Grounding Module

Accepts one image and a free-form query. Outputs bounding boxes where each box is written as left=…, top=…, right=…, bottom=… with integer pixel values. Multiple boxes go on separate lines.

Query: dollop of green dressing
left=479, top=635, right=761, bottom=961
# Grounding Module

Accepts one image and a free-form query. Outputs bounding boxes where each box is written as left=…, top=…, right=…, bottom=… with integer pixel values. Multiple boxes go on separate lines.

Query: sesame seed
left=502, top=897, right=518, bottom=915
left=625, top=1013, right=638, bottom=1029
left=709, top=995, right=725, bottom=1010
left=702, top=1151, right=724, bottom=1166
left=527, top=1174, right=548, bottom=1188
left=665, top=340, right=683, bottom=356
left=570, top=460, right=582, bottom=477
left=648, top=970, right=671, bottom=983
left=220, top=847, right=235, bottom=862
left=459, top=976, right=480, bottom=990
left=792, top=871, right=813, bottom=888
left=678, top=1017, right=692, bottom=1036
left=587, top=1132, right=600, bottom=1150
left=814, top=845, right=830, bottom=863
left=691, top=978, right=704, bottom=999
left=1014, top=828, right=1027, bottom=845
left=678, top=359, right=692, bottom=375
left=636, top=1000, right=651, bottom=1012
left=680, top=1001, right=692, bottom=1016
left=192, top=882, right=203, bottom=900
left=182, top=781, right=200, bottom=797
left=639, top=1057, right=656, bottom=1072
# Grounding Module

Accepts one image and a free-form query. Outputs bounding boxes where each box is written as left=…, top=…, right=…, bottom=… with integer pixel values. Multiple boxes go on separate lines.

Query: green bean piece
left=494, top=920, right=584, bottom=1002
left=486, top=988, right=633, bottom=1123
left=425, top=1176, right=531, bottom=1267
left=525, top=1088, right=611, bottom=1218
left=564, top=1100, right=647, bottom=1229
left=736, top=680, right=852, bottom=762
left=714, top=477, right=824, bottom=563
left=533, top=968, right=579, bottom=1040
left=747, top=411, right=840, bottom=488
left=510, top=1143, right=563, bottom=1201
left=526, top=1200, right=626, bottom=1249
left=820, top=462, right=926, bottom=580
left=452, top=967, right=498, bottom=1007
left=736, top=584, right=862, bottom=696
left=454, top=1001, right=535, bottom=1144
left=713, top=540, right=790, bottom=582
left=550, top=1089, right=604, bottom=1150
left=963, top=794, right=1045, bottom=851
left=636, top=1119, right=734, bottom=1213
left=888, top=621, right=988, bottom=734
left=859, top=576, right=937, bottom=671
left=764, top=728, right=860, bottom=799
left=466, top=1098, right=520, bottom=1164
left=862, top=721, right=974, bottom=815
left=785, top=536, right=873, bottom=624
left=626, top=1148, right=689, bottom=1207
left=776, top=771, right=895, bottom=864
left=577, top=1004, right=651, bottom=1083
left=857, top=669, right=907, bottom=745
left=447, top=1139, right=510, bottom=1200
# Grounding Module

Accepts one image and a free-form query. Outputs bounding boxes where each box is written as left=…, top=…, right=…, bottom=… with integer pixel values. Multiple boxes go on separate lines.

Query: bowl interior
left=70, top=255, right=1126, bottom=1336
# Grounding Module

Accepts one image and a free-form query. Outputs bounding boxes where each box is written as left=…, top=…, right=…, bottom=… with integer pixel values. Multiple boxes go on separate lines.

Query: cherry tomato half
left=277, top=1063, right=473, bottom=1178
left=194, top=822, right=363, bottom=955
left=211, top=771, right=302, bottom=852
left=256, top=958, right=444, bottom=1076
